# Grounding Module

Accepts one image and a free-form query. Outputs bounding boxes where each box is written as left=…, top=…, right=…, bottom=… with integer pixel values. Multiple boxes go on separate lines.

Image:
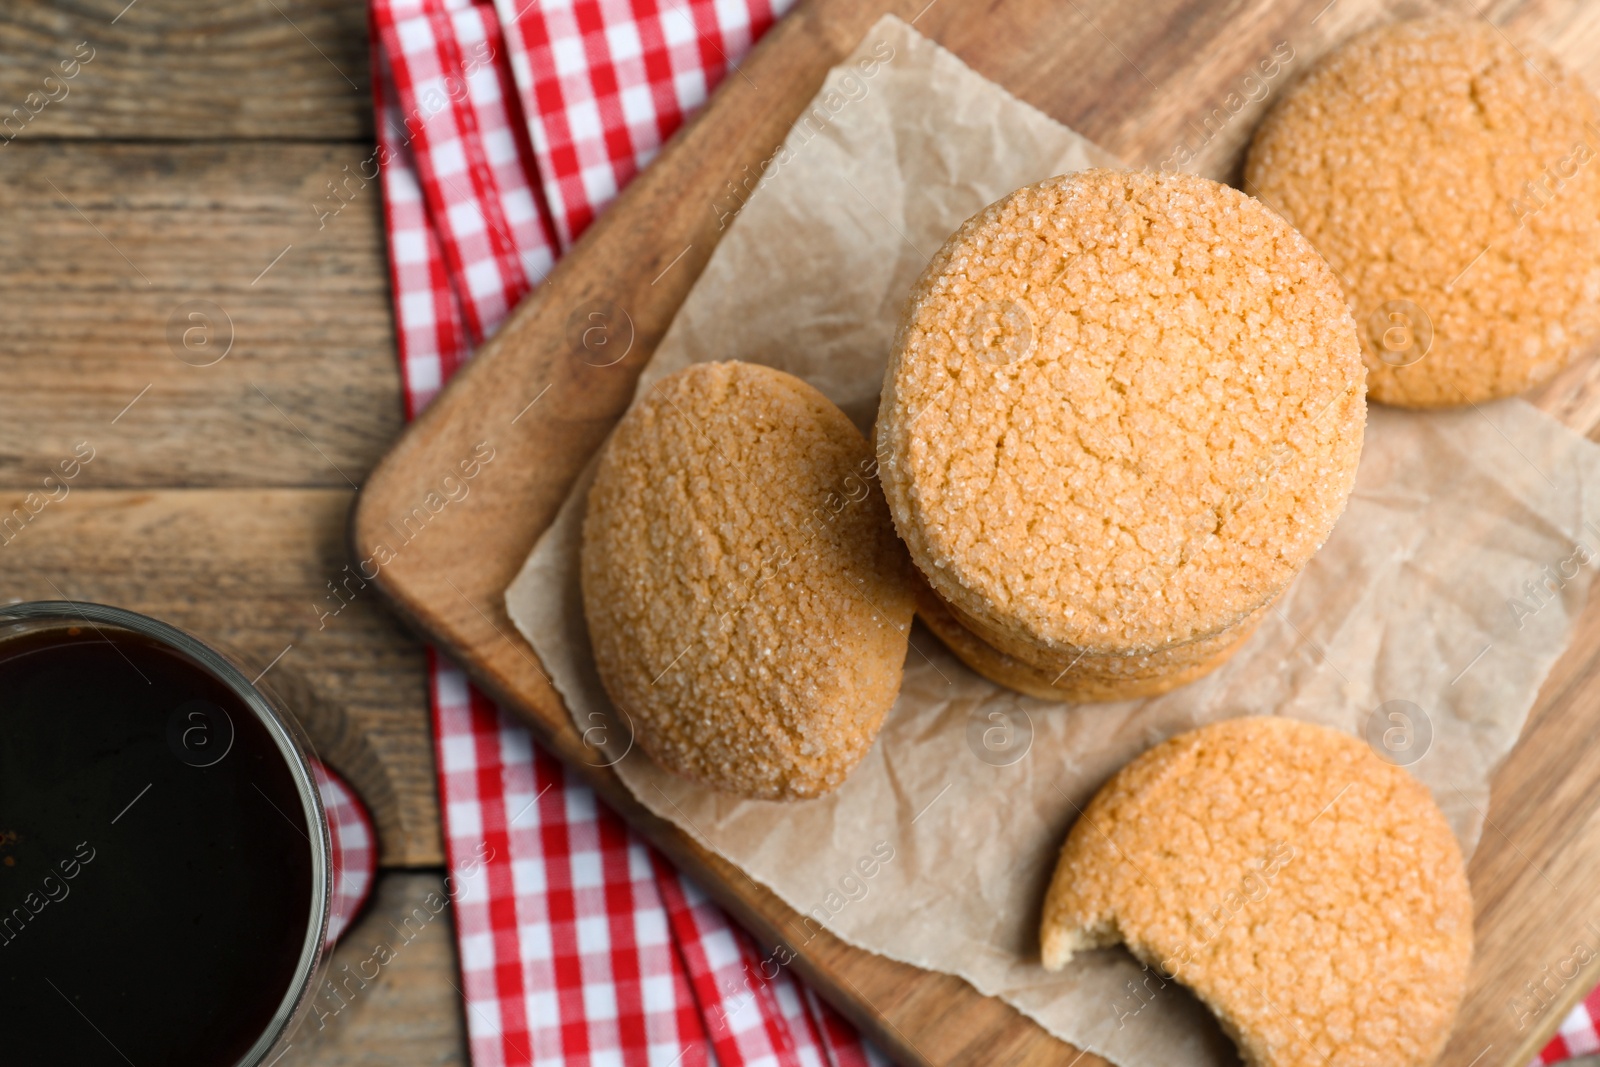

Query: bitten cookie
left=581, top=361, right=914, bottom=800
left=877, top=169, right=1365, bottom=697
left=1247, top=17, right=1600, bottom=407
left=1040, top=716, right=1473, bottom=1067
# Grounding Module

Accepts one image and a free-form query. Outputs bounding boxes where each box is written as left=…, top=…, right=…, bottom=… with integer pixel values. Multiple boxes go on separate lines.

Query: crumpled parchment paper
left=506, top=15, right=1600, bottom=1065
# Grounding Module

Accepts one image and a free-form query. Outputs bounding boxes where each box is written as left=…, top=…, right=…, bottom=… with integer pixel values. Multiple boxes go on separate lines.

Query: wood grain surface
left=0, top=1, right=370, bottom=140
left=0, top=3, right=454, bottom=1062
left=353, top=0, right=1600, bottom=1064
left=287, top=872, right=468, bottom=1066
left=0, top=140, right=402, bottom=488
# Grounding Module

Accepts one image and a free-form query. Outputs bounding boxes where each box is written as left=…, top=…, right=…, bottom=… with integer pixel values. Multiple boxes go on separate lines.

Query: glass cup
left=0, top=601, right=331, bottom=1066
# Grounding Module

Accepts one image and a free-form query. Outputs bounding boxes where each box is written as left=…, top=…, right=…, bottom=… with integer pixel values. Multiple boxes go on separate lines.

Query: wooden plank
left=0, top=486, right=440, bottom=867
left=352, top=0, right=1600, bottom=1061
left=0, top=1, right=369, bottom=141
left=290, top=871, right=467, bottom=1065
left=0, top=140, right=404, bottom=489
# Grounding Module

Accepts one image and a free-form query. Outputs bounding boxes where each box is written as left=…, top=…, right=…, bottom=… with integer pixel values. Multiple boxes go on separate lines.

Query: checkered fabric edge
left=311, top=758, right=379, bottom=947
left=1533, top=983, right=1600, bottom=1063
left=654, top=854, right=891, bottom=1067
left=373, top=21, right=470, bottom=418
left=490, top=0, right=792, bottom=249
left=374, top=0, right=557, bottom=345
left=428, top=653, right=710, bottom=1065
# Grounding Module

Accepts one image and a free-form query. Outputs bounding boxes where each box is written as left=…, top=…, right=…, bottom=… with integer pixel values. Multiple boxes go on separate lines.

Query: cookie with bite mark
left=1040, top=716, right=1472, bottom=1067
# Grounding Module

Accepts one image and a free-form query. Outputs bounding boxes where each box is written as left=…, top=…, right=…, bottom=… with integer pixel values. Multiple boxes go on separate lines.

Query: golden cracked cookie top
left=580, top=360, right=913, bottom=801
left=1040, top=716, right=1472, bottom=1067
left=877, top=169, right=1365, bottom=654
left=1246, top=17, right=1600, bottom=407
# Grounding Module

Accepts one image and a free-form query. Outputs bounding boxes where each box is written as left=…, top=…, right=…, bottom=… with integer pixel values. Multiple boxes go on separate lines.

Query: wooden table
left=0, top=1, right=464, bottom=1061
left=10, top=1, right=1600, bottom=1065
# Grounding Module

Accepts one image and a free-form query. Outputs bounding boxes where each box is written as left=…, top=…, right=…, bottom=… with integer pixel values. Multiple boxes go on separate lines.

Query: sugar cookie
left=582, top=361, right=914, bottom=800
left=1041, top=716, right=1472, bottom=1067
left=1247, top=17, right=1600, bottom=406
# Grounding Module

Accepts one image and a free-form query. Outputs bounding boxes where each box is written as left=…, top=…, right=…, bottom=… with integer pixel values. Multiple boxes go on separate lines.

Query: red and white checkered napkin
left=370, top=2, right=888, bottom=1064
left=312, top=758, right=379, bottom=946
left=1534, top=988, right=1600, bottom=1064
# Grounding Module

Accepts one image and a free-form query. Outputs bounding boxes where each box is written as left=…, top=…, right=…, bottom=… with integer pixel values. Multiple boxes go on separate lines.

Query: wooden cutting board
left=352, top=0, right=1600, bottom=1062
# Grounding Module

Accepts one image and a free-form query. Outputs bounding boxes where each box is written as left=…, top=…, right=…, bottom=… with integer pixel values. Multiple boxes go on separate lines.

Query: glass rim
left=0, top=600, right=333, bottom=1067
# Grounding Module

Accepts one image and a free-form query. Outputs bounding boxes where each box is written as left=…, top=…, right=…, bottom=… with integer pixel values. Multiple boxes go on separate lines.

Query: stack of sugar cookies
left=877, top=168, right=1366, bottom=701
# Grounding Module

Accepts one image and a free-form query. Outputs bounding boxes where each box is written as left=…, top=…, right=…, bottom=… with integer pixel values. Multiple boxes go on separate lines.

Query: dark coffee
left=0, top=622, right=318, bottom=1066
